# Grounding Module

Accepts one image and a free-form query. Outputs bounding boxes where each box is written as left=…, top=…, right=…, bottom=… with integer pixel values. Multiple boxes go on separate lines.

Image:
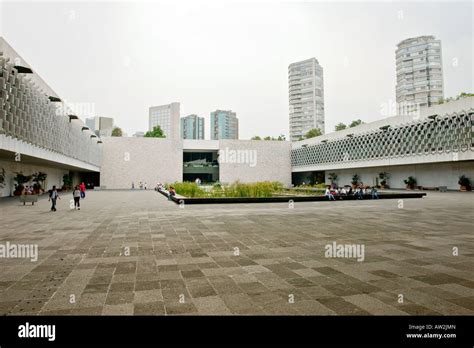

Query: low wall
left=159, top=189, right=426, bottom=205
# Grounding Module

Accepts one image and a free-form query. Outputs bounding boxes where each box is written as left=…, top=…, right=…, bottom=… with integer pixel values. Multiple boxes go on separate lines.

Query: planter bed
left=158, top=188, right=426, bottom=205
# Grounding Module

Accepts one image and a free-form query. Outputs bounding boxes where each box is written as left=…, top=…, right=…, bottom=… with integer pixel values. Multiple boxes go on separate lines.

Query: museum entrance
left=183, top=151, right=219, bottom=183
left=291, top=171, right=325, bottom=186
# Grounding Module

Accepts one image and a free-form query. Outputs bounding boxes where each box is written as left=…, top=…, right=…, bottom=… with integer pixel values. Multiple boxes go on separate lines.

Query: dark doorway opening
left=183, top=151, right=219, bottom=183
left=292, top=171, right=325, bottom=186
left=79, top=172, right=100, bottom=189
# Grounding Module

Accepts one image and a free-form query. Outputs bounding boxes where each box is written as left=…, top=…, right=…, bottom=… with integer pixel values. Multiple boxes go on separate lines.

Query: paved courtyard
left=0, top=190, right=473, bottom=315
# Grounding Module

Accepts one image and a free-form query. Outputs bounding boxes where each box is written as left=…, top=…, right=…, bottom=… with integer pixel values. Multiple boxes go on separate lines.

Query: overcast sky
left=1, top=0, right=472, bottom=139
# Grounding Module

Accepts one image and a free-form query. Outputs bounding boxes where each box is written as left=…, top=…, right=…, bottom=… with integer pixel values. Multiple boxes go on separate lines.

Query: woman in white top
left=325, top=187, right=336, bottom=201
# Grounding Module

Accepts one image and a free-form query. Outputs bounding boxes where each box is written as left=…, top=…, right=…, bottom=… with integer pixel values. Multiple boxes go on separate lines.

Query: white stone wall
left=326, top=161, right=474, bottom=190
left=0, top=159, right=68, bottom=197
left=100, top=138, right=292, bottom=188
left=100, top=137, right=183, bottom=189
left=218, top=140, right=292, bottom=186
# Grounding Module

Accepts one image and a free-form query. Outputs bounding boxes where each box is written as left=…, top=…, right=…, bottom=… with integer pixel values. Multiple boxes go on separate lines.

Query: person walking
left=79, top=182, right=86, bottom=199
left=48, top=185, right=60, bottom=211
left=73, top=185, right=81, bottom=210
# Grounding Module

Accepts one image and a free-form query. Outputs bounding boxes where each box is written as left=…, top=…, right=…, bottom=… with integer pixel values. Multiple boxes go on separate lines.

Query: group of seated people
left=21, top=185, right=35, bottom=195
left=324, top=184, right=379, bottom=200
left=155, top=182, right=176, bottom=199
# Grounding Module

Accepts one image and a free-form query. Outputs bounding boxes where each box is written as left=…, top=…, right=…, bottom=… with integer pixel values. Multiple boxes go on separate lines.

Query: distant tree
left=349, top=119, right=364, bottom=128
left=252, top=135, right=286, bottom=141
left=438, top=92, right=473, bottom=104
left=456, top=92, right=474, bottom=100
left=335, top=123, right=347, bottom=131
left=144, top=125, right=165, bottom=138
left=111, top=127, right=123, bottom=137
left=304, top=128, right=322, bottom=139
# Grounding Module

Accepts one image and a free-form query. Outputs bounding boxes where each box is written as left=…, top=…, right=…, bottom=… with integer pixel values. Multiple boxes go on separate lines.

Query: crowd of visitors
left=131, top=181, right=148, bottom=190
left=324, top=184, right=379, bottom=200
left=154, top=182, right=176, bottom=200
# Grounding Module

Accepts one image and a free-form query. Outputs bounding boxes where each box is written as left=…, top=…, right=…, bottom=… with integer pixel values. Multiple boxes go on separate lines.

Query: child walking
left=73, top=185, right=81, bottom=210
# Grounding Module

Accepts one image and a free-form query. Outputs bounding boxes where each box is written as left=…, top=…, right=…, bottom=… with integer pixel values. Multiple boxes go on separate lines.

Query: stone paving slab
left=0, top=190, right=473, bottom=315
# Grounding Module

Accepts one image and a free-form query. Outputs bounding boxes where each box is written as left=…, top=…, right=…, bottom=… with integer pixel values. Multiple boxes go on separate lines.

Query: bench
left=19, top=195, right=38, bottom=205
left=420, top=186, right=438, bottom=191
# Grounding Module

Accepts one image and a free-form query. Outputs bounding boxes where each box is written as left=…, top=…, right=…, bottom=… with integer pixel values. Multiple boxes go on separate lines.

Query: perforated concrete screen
left=0, top=54, right=101, bottom=167
left=291, top=111, right=474, bottom=167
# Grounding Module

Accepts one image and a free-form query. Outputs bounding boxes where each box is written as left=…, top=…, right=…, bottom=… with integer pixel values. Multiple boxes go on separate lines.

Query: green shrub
left=32, top=171, right=47, bottom=190
left=458, top=175, right=471, bottom=187
left=168, top=182, right=207, bottom=197
left=167, top=181, right=284, bottom=198
left=224, top=181, right=280, bottom=198
left=62, top=174, right=73, bottom=189
left=351, top=174, right=360, bottom=186
left=403, top=176, right=417, bottom=186
left=378, top=171, right=389, bottom=185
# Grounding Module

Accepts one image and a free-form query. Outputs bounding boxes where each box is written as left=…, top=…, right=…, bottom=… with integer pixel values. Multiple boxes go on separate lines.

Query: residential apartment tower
left=181, top=114, right=205, bottom=140
left=288, top=58, right=325, bottom=141
left=396, top=35, right=444, bottom=110
left=210, top=110, right=239, bottom=140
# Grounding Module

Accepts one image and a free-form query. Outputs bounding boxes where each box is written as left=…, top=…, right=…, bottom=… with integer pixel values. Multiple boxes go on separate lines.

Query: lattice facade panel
left=291, top=111, right=474, bottom=167
left=0, top=54, right=101, bottom=167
